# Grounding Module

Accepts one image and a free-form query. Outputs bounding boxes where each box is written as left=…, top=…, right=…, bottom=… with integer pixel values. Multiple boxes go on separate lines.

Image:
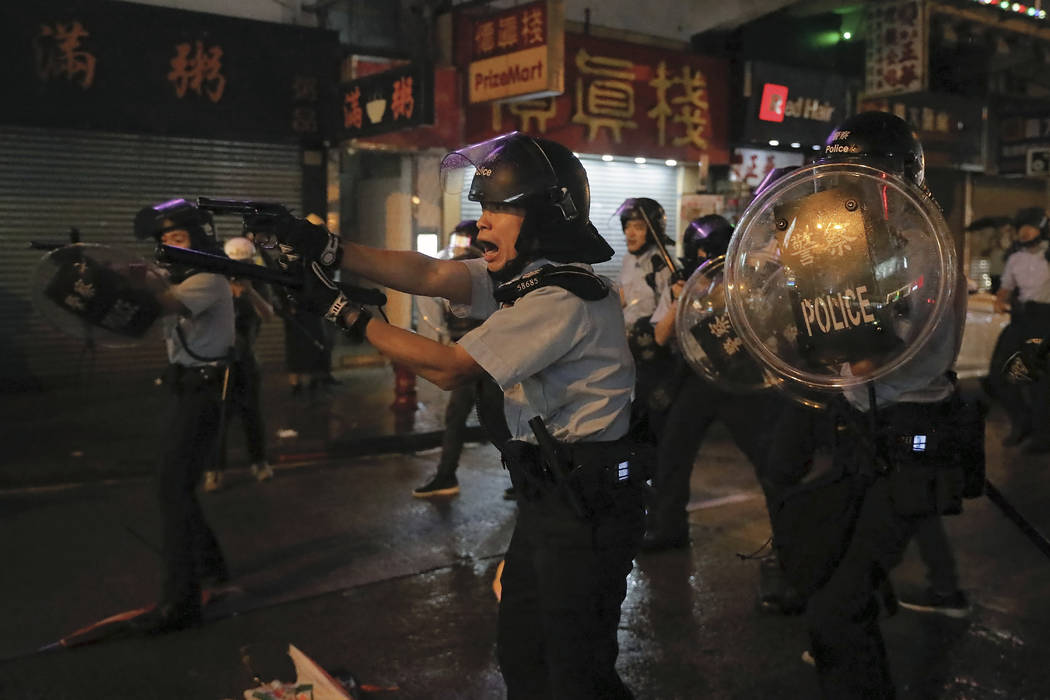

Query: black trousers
left=435, top=378, right=479, bottom=477
left=806, top=477, right=918, bottom=700
left=497, top=477, right=645, bottom=699
left=159, top=371, right=227, bottom=607
left=649, top=372, right=807, bottom=538
left=218, top=357, right=267, bottom=469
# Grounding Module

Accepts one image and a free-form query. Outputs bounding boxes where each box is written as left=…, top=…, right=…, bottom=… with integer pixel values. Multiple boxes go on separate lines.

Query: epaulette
left=493, top=264, right=609, bottom=305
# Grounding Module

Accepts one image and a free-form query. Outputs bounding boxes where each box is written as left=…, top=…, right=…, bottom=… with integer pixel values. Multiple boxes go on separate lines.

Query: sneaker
left=413, top=474, right=459, bottom=498
left=203, top=471, right=223, bottom=492
left=251, top=463, right=274, bottom=482
left=897, top=588, right=970, bottom=618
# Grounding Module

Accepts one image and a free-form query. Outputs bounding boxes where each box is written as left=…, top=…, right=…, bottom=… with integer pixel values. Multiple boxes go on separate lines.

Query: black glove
left=298, top=261, right=371, bottom=334
left=245, top=214, right=342, bottom=271
left=1002, top=337, right=1049, bottom=385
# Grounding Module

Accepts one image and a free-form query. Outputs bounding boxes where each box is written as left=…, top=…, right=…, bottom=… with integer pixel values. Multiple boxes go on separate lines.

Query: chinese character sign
left=168, top=40, right=226, bottom=102
left=33, top=20, right=96, bottom=90
left=865, top=0, right=926, bottom=96
left=5, top=2, right=338, bottom=142
left=339, top=63, right=433, bottom=139
left=467, top=33, right=729, bottom=163
left=471, top=0, right=547, bottom=60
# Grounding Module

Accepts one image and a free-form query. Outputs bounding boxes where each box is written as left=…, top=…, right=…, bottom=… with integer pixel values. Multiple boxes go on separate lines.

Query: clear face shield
left=722, top=162, right=957, bottom=396
left=439, top=132, right=577, bottom=220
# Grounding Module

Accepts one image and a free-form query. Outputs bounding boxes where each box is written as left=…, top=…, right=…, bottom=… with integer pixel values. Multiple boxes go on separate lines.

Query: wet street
left=1, top=375, right=1050, bottom=699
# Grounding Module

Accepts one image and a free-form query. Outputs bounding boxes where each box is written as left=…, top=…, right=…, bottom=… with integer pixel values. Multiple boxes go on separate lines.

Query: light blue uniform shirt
left=452, top=257, right=635, bottom=444
left=163, top=272, right=235, bottom=366
left=619, top=248, right=671, bottom=327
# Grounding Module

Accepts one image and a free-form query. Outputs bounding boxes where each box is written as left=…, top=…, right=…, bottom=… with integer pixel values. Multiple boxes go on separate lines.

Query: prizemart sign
left=467, top=0, right=564, bottom=104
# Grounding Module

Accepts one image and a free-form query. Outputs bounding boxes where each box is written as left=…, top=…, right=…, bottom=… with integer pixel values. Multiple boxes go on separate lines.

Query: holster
left=501, top=436, right=641, bottom=519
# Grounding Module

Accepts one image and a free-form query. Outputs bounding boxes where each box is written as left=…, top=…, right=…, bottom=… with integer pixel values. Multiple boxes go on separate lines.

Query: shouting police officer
left=272, top=132, right=644, bottom=699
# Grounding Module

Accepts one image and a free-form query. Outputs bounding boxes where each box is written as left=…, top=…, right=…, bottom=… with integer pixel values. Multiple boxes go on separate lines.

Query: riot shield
left=724, top=163, right=957, bottom=393
left=32, top=243, right=169, bottom=348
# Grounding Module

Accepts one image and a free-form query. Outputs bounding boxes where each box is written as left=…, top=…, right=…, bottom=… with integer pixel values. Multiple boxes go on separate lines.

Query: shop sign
left=465, top=33, right=730, bottom=163
left=467, top=0, right=564, bottom=103
left=865, top=0, right=927, bottom=97
left=859, top=92, right=984, bottom=170
left=1, top=0, right=339, bottom=143
left=339, top=63, right=434, bottom=140
left=744, top=62, right=847, bottom=146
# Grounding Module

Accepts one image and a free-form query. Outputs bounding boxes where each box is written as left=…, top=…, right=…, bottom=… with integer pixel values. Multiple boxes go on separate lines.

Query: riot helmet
left=821, top=111, right=926, bottom=187
left=682, top=215, right=733, bottom=270
left=614, top=197, right=672, bottom=252
left=134, top=198, right=220, bottom=254
left=439, top=132, right=613, bottom=266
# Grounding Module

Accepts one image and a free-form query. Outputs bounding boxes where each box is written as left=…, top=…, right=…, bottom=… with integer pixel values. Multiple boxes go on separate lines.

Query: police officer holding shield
left=724, top=112, right=976, bottom=698
left=270, top=132, right=643, bottom=699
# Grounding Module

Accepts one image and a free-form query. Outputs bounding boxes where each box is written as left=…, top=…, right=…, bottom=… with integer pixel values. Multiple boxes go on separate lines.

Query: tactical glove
left=298, top=261, right=371, bottom=335
left=245, top=213, right=342, bottom=271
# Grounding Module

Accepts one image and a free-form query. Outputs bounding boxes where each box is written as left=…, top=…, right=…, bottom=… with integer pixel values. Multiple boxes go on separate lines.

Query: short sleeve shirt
left=619, top=249, right=671, bottom=326
left=452, top=258, right=635, bottom=444
left=1000, top=242, right=1050, bottom=303
left=164, top=272, right=236, bottom=366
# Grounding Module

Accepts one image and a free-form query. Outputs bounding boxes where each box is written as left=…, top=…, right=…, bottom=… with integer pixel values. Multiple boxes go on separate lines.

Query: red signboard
left=758, top=83, right=789, bottom=123
left=464, top=33, right=730, bottom=164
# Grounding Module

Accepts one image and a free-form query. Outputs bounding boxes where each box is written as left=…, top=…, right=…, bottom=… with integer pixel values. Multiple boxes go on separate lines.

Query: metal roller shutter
left=460, top=156, right=680, bottom=280
left=0, top=126, right=302, bottom=389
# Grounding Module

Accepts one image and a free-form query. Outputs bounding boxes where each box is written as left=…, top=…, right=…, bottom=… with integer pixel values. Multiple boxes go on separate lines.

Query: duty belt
left=501, top=437, right=643, bottom=517
left=166, top=363, right=227, bottom=392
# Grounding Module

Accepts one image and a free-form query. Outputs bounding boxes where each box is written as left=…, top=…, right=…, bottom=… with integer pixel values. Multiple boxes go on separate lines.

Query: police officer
left=992, top=206, right=1050, bottom=451
left=131, top=199, right=235, bottom=632
left=274, top=132, right=643, bottom=699
left=616, top=197, right=676, bottom=434
left=760, top=112, right=972, bottom=699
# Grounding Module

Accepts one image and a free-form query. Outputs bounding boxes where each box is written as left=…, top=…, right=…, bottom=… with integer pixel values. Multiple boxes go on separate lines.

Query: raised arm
left=341, top=241, right=473, bottom=305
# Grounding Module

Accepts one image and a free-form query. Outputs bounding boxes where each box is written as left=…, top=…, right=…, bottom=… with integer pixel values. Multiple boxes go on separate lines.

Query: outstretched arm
left=341, top=242, right=473, bottom=305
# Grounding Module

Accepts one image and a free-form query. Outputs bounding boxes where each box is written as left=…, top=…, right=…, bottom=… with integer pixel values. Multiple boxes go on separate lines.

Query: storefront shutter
left=459, top=156, right=680, bottom=280
left=0, top=125, right=302, bottom=389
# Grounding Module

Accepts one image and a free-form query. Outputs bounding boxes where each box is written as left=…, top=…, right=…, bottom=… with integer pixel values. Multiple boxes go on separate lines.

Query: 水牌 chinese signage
left=467, top=0, right=565, bottom=104
left=743, top=62, right=847, bottom=146
left=340, top=63, right=434, bottom=140
left=1, top=0, right=339, bottom=143
left=865, top=0, right=927, bottom=97
left=859, top=92, right=984, bottom=170
left=465, top=33, right=729, bottom=163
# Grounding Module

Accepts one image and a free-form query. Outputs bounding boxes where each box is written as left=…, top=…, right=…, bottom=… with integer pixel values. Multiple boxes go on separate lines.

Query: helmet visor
left=439, top=132, right=559, bottom=205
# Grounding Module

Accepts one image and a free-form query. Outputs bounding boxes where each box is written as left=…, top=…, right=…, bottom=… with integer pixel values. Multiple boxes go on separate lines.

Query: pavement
left=1, top=370, right=1050, bottom=699
left=1, top=362, right=482, bottom=488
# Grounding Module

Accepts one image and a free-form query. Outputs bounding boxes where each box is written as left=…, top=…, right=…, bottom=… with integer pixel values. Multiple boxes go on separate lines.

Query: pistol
left=529, top=416, right=585, bottom=518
